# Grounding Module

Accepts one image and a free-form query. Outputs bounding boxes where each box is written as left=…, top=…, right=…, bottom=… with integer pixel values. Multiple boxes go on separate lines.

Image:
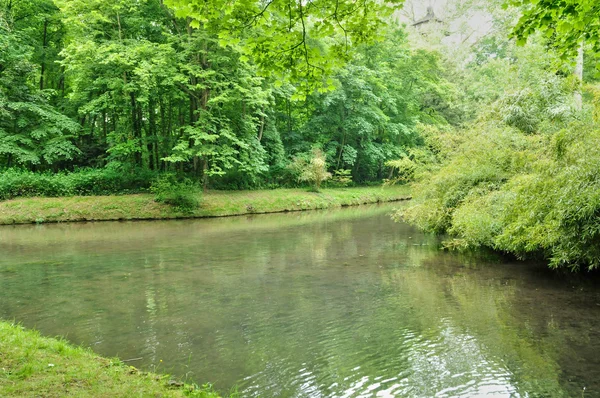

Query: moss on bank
left=0, top=321, right=221, bottom=397
left=0, top=186, right=411, bottom=225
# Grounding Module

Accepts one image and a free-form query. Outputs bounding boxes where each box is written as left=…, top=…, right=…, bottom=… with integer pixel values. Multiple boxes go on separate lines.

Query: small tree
left=292, top=148, right=332, bottom=192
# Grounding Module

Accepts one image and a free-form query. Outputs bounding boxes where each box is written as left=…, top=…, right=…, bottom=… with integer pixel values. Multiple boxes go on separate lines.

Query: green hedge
left=0, top=169, right=157, bottom=200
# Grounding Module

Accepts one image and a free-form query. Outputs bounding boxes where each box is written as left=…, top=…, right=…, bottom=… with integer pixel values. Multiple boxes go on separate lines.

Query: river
left=1, top=203, right=600, bottom=397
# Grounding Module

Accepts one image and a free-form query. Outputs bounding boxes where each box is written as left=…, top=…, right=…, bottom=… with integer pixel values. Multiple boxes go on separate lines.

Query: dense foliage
left=403, top=115, right=600, bottom=271
left=0, top=168, right=155, bottom=200
left=509, top=0, right=600, bottom=64
left=164, top=0, right=405, bottom=85
left=400, top=4, right=600, bottom=271
left=0, top=0, right=456, bottom=192
left=5, top=0, right=600, bottom=270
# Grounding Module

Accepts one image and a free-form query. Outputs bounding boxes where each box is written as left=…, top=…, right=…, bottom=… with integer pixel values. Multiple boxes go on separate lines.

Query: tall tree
left=163, top=0, right=405, bottom=89
left=509, top=0, right=599, bottom=60
left=508, top=1, right=597, bottom=108
left=294, top=26, right=460, bottom=182
left=0, top=11, right=79, bottom=169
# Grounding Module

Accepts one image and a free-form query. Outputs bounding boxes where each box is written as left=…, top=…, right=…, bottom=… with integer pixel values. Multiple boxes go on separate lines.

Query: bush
left=401, top=114, right=600, bottom=271
left=0, top=168, right=156, bottom=200
left=400, top=122, right=538, bottom=233
left=150, top=174, right=200, bottom=212
left=492, top=122, right=600, bottom=270
left=289, top=148, right=332, bottom=192
left=327, top=169, right=353, bottom=188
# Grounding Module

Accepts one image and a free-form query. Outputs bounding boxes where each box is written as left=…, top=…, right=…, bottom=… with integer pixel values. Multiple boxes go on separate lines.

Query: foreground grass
left=0, top=321, right=221, bottom=397
left=0, top=186, right=411, bottom=225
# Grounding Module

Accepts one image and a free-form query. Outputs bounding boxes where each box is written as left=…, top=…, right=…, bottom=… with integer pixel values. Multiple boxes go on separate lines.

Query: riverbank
left=0, top=321, right=221, bottom=397
left=0, top=186, right=411, bottom=225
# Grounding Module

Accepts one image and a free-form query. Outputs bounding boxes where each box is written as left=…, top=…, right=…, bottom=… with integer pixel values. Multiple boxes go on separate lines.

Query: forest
left=2, top=0, right=600, bottom=271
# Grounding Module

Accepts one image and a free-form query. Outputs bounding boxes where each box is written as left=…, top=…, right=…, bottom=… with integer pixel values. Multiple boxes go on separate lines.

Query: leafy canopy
left=508, top=0, right=600, bottom=63
left=163, top=0, right=405, bottom=85
left=0, top=13, right=80, bottom=167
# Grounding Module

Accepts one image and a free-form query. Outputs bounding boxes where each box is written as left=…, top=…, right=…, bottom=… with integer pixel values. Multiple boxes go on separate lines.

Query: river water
left=1, top=203, right=600, bottom=397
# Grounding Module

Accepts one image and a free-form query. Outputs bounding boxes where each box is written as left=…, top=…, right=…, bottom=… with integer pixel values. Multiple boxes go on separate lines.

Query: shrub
left=328, top=169, right=353, bottom=188
left=0, top=170, right=72, bottom=200
left=400, top=123, right=537, bottom=233
left=401, top=115, right=600, bottom=271
left=492, top=122, right=600, bottom=270
left=290, top=148, right=332, bottom=192
left=150, top=174, right=200, bottom=212
left=0, top=168, right=156, bottom=200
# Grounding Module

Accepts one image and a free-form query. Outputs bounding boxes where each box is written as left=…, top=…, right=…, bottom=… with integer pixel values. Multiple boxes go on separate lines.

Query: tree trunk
left=202, top=158, right=208, bottom=192
left=102, top=110, right=107, bottom=142
left=40, top=19, right=48, bottom=90
left=574, top=41, right=584, bottom=110
left=139, top=101, right=149, bottom=169
left=130, top=92, right=142, bottom=167
left=149, top=96, right=158, bottom=170
left=258, top=112, right=265, bottom=142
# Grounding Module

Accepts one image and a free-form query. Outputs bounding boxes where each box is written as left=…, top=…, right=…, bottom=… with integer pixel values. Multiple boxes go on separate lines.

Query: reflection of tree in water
left=390, top=255, right=600, bottom=397
left=496, top=269, right=600, bottom=397
left=1, top=204, right=600, bottom=396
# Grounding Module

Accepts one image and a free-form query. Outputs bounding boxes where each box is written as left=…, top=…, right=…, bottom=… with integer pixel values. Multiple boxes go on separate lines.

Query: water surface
left=1, top=203, right=600, bottom=397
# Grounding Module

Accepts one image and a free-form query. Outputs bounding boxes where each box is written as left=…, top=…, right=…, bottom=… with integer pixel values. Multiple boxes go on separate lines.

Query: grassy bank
left=0, top=186, right=411, bottom=225
left=0, top=321, right=221, bottom=397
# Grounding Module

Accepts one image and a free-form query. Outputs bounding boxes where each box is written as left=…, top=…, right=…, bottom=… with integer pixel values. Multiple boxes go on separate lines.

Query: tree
left=163, top=0, right=405, bottom=87
left=508, top=2, right=594, bottom=114
left=162, top=28, right=271, bottom=189
left=56, top=0, right=181, bottom=170
left=1, top=0, right=461, bottom=192
left=292, top=148, right=331, bottom=191
left=508, top=0, right=600, bottom=63
left=0, top=13, right=79, bottom=169
left=288, top=26, right=461, bottom=183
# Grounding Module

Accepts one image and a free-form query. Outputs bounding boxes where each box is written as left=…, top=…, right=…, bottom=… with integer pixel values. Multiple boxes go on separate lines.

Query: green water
left=1, top=203, right=600, bottom=397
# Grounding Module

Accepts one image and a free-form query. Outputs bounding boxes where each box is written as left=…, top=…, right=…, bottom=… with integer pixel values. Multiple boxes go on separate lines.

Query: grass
left=0, top=186, right=411, bottom=225
left=0, top=321, right=222, bottom=397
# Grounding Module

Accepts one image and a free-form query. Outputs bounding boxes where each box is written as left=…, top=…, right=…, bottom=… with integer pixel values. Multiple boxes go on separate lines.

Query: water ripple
left=1, top=204, right=596, bottom=397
